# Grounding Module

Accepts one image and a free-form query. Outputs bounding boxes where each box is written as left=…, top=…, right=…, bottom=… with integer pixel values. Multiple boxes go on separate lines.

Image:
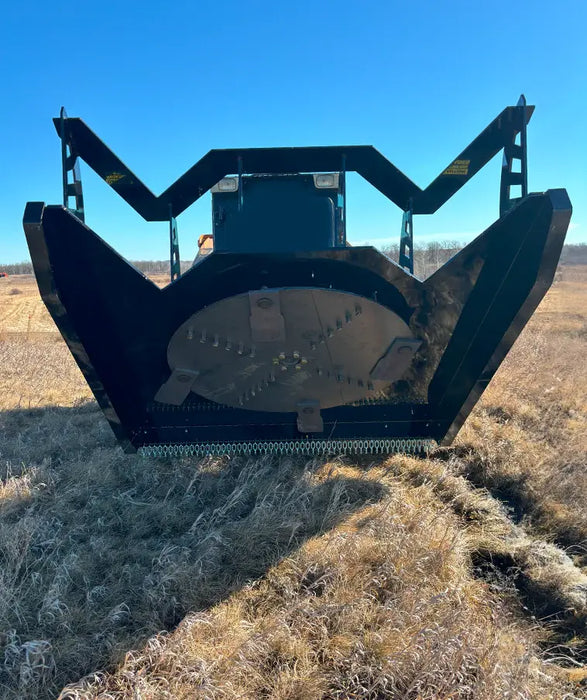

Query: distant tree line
left=381, top=240, right=463, bottom=278
left=0, top=261, right=33, bottom=275
left=559, top=243, right=587, bottom=265
left=2, top=243, right=586, bottom=277
left=130, top=260, right=194, bottom=275
left=0, top=259, right=192, bottom=276
left=381, top=241, right=587, bottom=276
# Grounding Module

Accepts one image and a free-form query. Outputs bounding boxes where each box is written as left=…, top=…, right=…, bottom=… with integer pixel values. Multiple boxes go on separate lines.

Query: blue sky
left=1, top=0, right=585, bottom=263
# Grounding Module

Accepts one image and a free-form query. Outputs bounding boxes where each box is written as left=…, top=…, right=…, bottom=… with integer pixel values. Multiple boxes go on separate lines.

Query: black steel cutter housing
left=23, top=98, right=572, bottom=456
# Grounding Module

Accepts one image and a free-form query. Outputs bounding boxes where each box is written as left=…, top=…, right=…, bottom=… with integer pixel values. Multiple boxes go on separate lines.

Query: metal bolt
left=278, top=352, right=286, bottom=360
left=301, top=358, right=308, bottom=365
left=249, top=346, right=256, bottom=358
left=345, top=311, right=352, bottom=323
left=200, top=330, right=207, bottom=343
left=367, top=381, right=374, bottom=391
left=336, top=319, right=343, bottom=330
left=355, top=305, right=362, bottom=316
left=272, top=357, right=280, bottom=365
left=292, top=351, right=300, bottom=360
left=310, top=341, right=317, bottom=351
left=269, top=373, right=276, bottom=382
left=336, top=374, right=343, bottom=383
left=237, top=342, right=244, bottom=355
left=225, top=340, right=232, bottom=351
left=327, top=328, right=333, bottom=338
left=187, top=328, right=194, bottom=340
left=281, top=365, right=288, bottom=371
left=212, top=334, right=219, bottom=348
left=316, top=368, right=323, bottom=376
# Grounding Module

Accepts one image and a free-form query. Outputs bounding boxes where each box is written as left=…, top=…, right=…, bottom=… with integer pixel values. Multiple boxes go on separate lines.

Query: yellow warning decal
left=443, top=159, right=470, bottom=176
left=105, top=172, right=125, bottom=185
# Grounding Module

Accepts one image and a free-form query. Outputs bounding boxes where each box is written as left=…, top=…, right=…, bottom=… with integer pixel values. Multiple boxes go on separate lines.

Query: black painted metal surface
left=53, top=104, right=533, bottom=219
left=23, top=100, right=572, bottom=454
left=212, top=174, right=343, bottom=253
left=23, top=189, right=571, bottom=452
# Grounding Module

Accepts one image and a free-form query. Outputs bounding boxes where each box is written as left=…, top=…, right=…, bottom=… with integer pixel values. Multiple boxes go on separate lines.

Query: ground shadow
left=0, top=404, right=388, bottom=698
left=341, top=446, right=587, bottom=670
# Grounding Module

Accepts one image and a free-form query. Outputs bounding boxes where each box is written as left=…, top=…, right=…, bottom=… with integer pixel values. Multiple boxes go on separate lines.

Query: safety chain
left=139, top=438, right=435, bottom=458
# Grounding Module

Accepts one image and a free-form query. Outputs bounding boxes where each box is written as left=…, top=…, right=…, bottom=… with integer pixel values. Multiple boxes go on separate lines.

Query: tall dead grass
left=61, top=465, right=568, bottom=699
left=0, top=268, right=585, bottom=698
left=0, top=414, right=388, bottom=698
left=453, top=266, right=587, bottom=558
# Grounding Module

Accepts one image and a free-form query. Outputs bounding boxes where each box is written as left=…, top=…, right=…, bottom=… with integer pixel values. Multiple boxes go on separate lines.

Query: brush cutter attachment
left=24, top=99, right=571, bottom=456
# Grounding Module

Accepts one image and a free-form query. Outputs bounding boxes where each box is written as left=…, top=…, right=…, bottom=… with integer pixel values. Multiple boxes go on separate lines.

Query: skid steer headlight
left=313, top=173, right=339, bottom=189
left=211, top=177, right=238, bottom=193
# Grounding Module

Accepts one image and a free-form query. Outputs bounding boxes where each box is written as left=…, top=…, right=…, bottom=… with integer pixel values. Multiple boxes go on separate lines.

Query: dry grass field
left=0, top=268, right=585, bottom=699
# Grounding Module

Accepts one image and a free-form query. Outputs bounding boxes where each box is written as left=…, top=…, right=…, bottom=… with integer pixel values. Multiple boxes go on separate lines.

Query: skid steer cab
left=23, top=97, right=571, bottom=457
left=197, top=171, right=345, bottom=260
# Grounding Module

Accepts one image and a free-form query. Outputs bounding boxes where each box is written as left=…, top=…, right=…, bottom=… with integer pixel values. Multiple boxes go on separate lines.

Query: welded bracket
left=59, top=107, right=85, bottom=222
left=249, top=290, right=286, bottom=343
left=154, top=368, right=200, bottom=405
left=296, top=400, right=324, bottom=433
left=169, top=206, right=181, bottom=282
left=399, top=201, right=414, bottom=274
left=500, top=94, right=528, bottom=216
left=370, top=337, right=422, bottom=381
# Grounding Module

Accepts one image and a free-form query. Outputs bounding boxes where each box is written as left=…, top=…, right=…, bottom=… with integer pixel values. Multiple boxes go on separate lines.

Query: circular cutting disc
left=162, top=287, right=413, bottom=412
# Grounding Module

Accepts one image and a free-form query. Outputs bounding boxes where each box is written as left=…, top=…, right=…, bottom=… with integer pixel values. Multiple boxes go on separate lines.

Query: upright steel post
left=59, top=107, right=85, bottom=222
left=399, top=198, right=414, bottom=274
left=500, top=94, right=528, bottom=216
left=169, top=204, right=180, bottom=282
left=237, top=156, right=244, bottom=212
left=340, top=153, right=347, bottom=247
